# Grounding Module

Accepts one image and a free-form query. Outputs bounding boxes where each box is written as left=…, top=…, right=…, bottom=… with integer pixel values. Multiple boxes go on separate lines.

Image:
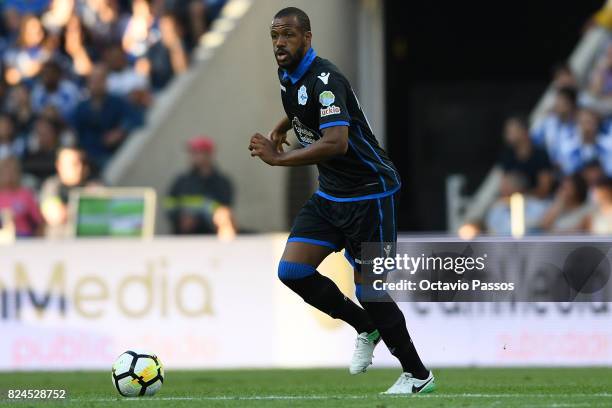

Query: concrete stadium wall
left=105, top=0, right=360, bottom=233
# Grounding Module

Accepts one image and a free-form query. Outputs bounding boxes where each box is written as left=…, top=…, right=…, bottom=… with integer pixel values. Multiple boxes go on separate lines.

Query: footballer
left=248, top=7, right=435, bottom=394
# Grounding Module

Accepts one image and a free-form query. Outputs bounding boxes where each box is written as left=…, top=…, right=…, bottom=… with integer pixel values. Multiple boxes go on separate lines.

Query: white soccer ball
left=111, top=350, right=164, bottom=397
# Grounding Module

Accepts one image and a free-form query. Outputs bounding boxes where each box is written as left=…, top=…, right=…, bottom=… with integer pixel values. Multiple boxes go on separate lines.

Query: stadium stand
left=453, top=16, right=612, bottom=238
left=6, top=0, right=607, bottom=240
left=103, top=0, right=366, bottom=234
left=0, top=0, right=227, bottom=238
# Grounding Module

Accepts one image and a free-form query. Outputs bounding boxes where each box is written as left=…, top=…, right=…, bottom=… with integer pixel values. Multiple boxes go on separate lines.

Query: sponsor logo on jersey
left=319, top=91, right=335, bottom=107
left=320, top=105, right=341, bottom=117
left=292, top=116, right=319, bottom=145
left=298, top=85, right=308, bottom=105
left=317, top=72, right=330, bottom=84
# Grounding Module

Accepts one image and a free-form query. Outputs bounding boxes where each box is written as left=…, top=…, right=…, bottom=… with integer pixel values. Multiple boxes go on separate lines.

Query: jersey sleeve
left=314, top=73, right=351, bottom=131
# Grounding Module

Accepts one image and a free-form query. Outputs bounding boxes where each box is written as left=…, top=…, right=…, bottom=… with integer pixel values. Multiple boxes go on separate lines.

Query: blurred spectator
left=539, top=174, right=590, bottom=233
left=586, top=177, right=612, bottom=234
left=580, top=159, right=606, bottom=191
left=40, top=147, right=99, bottom=238
left=590, top=42, right=612, bottom=96
left=0, top=76, right=8, bottom=107
left=0, top=0, right=226, bottom=219
left=551, top=62, right=578, bottom=89
left=543, top=62, right=581, bottom=116
left=72, top=65, right=132, bottom=168
left=125, top=88, right=152, bottom=129
left=76, top=0, right=123, bottom=48
left=22, top=117, right=60, bottom=183
left=531, top=87, right=578, bottom=164
left=166, top=0, right=226, bottom=51
left=556, top=108, right=612, bottom=175
left=1, top=7, right=20, bottom=38
left=122, top=0, right=158, bottom=61
left=63, top=14, right=95, bottom=78
left=104, top=43, right=148, bottom=96
left=41, top=0, right=74, bottom=33
left=31, top=60, right=81, bottom=119
left=586, top=41, right=612, bottom=115
left=165, top=136, right=235, bottom=238
left=0, top=156, right=44, bottom=237
left=3, top=14, right=49, bottom=85
left=485, top=172, right=549, bottom=235
left=4, top=84, right=35, bottom=136
left=145, top=13, right=188, bottom=90
left=0, top=113, right=26, bottom=159
left=39, top=104, right=77, bottom=146
left=166, top=0, right=205, bottom=51
left=499, top=116, right=553, bottom=199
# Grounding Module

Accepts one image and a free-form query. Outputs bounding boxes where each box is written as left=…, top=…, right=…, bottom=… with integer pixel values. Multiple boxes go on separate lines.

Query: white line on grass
left=51, top=393, right=612, bottom=402
left=528, top=404, right=591, bottom=407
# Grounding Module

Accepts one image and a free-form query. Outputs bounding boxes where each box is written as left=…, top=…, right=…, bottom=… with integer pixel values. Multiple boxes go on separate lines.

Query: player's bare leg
left=278, top=242, right=379, bottom=373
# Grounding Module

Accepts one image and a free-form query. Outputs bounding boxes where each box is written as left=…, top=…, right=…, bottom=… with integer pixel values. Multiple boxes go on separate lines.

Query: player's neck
left=288, top=48, right=311, bottom=73
left=282, top=47, right=316, bottom=84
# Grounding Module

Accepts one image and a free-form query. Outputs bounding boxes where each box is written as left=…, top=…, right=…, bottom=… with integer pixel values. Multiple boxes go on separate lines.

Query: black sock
left=281, top=272, right=375, bottom=334
left=361, top=300, right=428, bottom=379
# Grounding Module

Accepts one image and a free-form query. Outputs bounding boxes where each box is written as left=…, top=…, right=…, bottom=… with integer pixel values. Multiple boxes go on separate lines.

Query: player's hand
left=268, top=128, right=290, bottom=153
left=249, top=133, right=281, bottom=165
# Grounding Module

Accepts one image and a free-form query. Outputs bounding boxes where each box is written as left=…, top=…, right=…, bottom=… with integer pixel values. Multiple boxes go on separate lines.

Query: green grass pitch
left=0, top=368, right=611, bottom=407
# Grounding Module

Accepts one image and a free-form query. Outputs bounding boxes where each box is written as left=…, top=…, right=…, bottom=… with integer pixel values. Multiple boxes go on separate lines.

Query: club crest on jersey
left=298, top=85, right=308, bottom=105
left=320, top=106, right=341, bottom=117
left=319, top=91, right=335, bottom=107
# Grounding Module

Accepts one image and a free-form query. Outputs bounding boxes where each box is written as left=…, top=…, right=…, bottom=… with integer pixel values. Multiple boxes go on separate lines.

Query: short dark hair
left=274, top=7, right=311, bottom=32
left=505, top=114, right=529, bottom=130
left=594, top=176, right=612, bottom=190
left=557, top=86, right=577, bottom=107
left=42, top=59, right=62, bottom=74
left=569, top=173, right=588, bottom=204
left=551, top=61, right=572, bottom=76
left=581, top=158, right=602, bottom=171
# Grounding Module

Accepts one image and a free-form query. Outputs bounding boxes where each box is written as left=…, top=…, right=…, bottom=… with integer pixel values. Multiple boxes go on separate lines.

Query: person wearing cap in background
left=165, top=135, right=236, bottom=239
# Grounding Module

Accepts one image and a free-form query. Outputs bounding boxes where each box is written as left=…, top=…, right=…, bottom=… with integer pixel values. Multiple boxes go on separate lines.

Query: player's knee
left=277, top=261, right=316, bottom=282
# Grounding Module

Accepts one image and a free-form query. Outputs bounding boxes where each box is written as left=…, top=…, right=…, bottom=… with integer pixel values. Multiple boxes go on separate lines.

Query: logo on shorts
left=319, top=91, right=335, bottom=107
left=298, top=85, right=308, bottom=105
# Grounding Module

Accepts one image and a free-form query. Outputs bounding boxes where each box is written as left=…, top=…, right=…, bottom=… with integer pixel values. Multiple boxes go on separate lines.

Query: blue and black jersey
left=278, top=48, right=400, bottom=201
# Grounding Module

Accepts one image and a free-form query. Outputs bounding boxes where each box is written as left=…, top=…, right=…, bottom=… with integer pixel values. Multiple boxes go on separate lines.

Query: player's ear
left=304, top=30, right=312, bottom=44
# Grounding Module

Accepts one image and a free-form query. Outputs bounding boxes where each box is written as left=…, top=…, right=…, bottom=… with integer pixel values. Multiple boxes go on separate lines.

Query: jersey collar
left=281, top=47, right=317, bottom=85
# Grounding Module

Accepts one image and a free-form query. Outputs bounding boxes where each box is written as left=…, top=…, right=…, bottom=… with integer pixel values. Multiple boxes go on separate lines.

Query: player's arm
left=272, top=116, right=292, bottom=133
left=269, top=116, right=292, bottom=152
left=249, top=125, right=348, bottom=166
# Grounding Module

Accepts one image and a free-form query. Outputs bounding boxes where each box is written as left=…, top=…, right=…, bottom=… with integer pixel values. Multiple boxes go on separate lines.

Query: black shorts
left=288, top=192, right=399, bottom=272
